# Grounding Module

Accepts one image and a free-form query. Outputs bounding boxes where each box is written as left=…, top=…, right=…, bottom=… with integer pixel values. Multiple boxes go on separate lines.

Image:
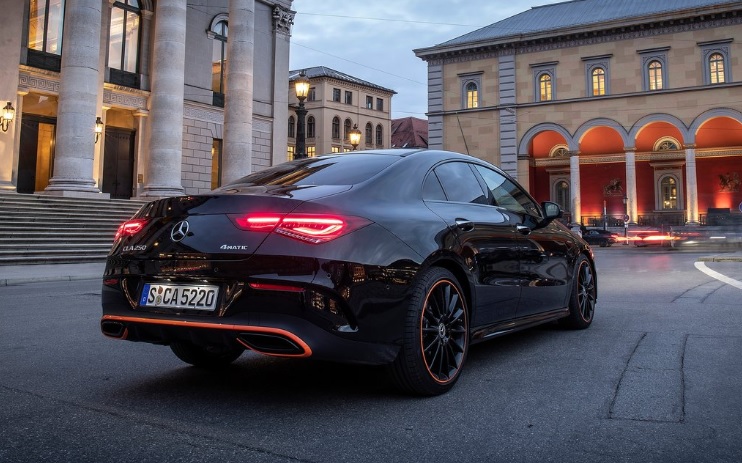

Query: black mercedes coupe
left=101, top=149, right=596, bottom=395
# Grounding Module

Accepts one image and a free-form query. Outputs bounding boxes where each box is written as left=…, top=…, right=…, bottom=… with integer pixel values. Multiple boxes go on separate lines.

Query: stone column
left=270, top=5, right=294, bottom=166
left=570, top=153, right=581, bottom=224
left=141, top=0, right=186, bottom=197
left=222, top=0, right=255, bottom=184
left=133, top=110, right=149, bottom=197
left=685, top=146, right=699, bottom=224
left=44, top=0, right=104, bottom=197
left=0, top=0, right=24, bottom=191
left=625, top=150, right=638, bottom=223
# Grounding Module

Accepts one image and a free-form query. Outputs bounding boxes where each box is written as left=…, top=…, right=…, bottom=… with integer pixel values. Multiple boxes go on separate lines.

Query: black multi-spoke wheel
left=390, top=267, right=469, bottom=396
left=170, top=341, right=244, bottom=368
left=561, top=254, right=596, bottom=329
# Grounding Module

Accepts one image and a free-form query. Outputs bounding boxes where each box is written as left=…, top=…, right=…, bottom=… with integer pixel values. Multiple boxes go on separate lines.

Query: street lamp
left=349, top=124, right=361, bottom=150
left=1, top=102, right=15, bottom=132
left=293, top=71, right=310, bottom=159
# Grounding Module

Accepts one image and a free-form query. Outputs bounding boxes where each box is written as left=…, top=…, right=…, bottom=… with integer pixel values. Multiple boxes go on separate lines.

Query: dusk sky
left=288, top=0, right=563, bottom=119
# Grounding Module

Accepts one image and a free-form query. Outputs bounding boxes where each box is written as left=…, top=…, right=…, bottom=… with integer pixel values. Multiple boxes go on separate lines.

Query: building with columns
left=415, top=0, right=742, bottom=227
left=0, top=0, right=294, bottom=199
left=287, top=66, right=395, bottom=158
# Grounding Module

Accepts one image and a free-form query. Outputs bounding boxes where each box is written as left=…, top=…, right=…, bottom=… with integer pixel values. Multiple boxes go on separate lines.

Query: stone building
left=415, top=0, right=742, bottom=226
left=0, top=0, right=294, bottom=199
left=287, top=66, right=395, bottom=158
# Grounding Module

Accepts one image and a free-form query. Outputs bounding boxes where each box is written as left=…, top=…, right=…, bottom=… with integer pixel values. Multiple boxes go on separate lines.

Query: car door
left=471, top=165, right=572, bottom=318
left=423, top=161, right=521, bottom=327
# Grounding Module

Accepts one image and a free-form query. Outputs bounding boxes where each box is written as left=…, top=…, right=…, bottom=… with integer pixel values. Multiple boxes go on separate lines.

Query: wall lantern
left=293, top=70, right=310, bottom=159
left=94, top=117, right=104, bottom=143
left=349, top=124, right=362, bottom=150
left=1, top=102, right=15, bottom=132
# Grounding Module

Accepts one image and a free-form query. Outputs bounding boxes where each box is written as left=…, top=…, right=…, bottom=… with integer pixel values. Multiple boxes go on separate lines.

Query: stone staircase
left=0, top=193, right=147, bottom=265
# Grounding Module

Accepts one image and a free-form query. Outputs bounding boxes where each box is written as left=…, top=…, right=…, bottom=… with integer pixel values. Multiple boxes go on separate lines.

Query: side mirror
left=541, top=201, right=563, bottom=221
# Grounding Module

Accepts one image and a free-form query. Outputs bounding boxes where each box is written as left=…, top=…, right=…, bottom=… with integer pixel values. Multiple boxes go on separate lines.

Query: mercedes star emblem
left=170, top=220, right=190, bottom=242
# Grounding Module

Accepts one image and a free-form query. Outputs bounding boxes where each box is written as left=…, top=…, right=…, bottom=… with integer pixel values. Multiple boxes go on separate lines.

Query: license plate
left=140, top=283, right=219, bottom=311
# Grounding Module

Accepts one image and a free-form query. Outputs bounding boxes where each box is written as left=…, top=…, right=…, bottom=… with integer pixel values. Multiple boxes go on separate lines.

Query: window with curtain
left=539, top=73, right=552, bottom=101
left=465, top=82, right=478, bottom=108
left=709, top=53, right=726, bottom=84
left=648, top=60, right=663, bottom=90
left=591, top=68, right=606, bottom=96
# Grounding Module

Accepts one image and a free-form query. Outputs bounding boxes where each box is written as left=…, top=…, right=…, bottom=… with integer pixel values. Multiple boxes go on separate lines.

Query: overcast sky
left=288, top=0, right=562, bottom=120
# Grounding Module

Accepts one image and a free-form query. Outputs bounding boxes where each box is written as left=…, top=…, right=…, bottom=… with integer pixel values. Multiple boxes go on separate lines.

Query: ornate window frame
left=699, top=39, right=733, bottom=85
left=650, top=162, right=685, bottom=211
left=638, top=47, right=669, bottom=91
left=583, top=55, right=611, bottom=97
left=531, top=62, right=557, bottom=102
left=459, top=72, right=482, bottom=109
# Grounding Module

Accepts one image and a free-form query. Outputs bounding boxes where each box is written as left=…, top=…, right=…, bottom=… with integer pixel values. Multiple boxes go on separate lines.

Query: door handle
left=455, top=219, right=474, bottom=231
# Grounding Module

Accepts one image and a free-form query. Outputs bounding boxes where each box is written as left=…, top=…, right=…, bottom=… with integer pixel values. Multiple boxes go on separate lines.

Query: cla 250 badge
left=123, top=245, right=147, bottom=252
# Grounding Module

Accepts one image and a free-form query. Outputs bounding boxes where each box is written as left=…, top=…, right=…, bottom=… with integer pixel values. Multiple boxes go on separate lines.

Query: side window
left=422, top=172, right=447, bottom=201
left=433, top=162, right=487, bottom=204
left=473, top=165, right=540, bottom=217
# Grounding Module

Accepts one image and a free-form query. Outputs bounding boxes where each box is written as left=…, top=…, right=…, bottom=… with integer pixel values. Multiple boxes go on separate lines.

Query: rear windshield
left=223, top=154, right=399, bottom=187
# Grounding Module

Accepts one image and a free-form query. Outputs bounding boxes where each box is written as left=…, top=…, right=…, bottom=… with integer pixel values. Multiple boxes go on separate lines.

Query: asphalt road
left=1, top=248, right=741, bottom=463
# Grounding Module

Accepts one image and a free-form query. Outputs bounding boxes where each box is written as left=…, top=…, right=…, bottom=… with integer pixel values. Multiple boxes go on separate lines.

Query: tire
left=560, top=254, right=596, bottom=330
left=599, top=239, right=608, bottom=247
left=170, top=341, right=244, bottom=368
left=389, top=267, right=469, bottom=396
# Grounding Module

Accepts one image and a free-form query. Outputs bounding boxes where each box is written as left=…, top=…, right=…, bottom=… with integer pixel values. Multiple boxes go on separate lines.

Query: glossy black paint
left=101, top=149, right=595, bottom=365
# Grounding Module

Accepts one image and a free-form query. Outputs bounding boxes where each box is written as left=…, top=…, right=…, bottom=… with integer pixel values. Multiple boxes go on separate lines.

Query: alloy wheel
left=420, top=280, right=468, bottom=383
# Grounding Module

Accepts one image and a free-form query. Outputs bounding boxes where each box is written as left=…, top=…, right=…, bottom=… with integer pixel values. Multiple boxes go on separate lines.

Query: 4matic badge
left=220, top=244, right=249, bottom=250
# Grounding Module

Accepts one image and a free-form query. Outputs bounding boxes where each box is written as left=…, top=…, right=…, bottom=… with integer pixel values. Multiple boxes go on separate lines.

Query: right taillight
left=230, top=213, right=370, bottom=244
left=114, top=218, right=148, bottom=242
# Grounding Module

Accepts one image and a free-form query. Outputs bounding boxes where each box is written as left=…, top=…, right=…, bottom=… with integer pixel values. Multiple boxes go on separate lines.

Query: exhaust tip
left=101, top=320, right=127, bottom=338
left=237, top=332, right=305, bottom=356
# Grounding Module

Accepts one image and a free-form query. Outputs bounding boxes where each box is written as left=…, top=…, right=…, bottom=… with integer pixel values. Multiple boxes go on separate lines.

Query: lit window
left=331, top=146, right=340, bottom=153
left=648, top=60, right=663, bottom=90
left=332, top=117, right=340, bottom=139
left=307, top=116, right=315, bottom=138
left=28, top=0, right=65, bottom=55
left=660, top=176, right=677, bottom=210
left=709, top=53, right=725, bottom=84
left=375, top=124, right=383, bottom=146
left=109, top=0, right=140, bottom=74
left=555, top=180, right=570, bottom=212
left=466, top=82, right=478, bottom=108
left=539, top=73, right=552, bottom=101
left=287, top=145, right=295, bottom=161
left=592, top=68, right=606, bottom=96
left=211, top=139, right=222, bottom=189
left=307, top=146, right=316, bottom=158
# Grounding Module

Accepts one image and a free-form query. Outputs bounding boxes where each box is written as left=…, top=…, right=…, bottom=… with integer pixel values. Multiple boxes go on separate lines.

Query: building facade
left=287, top=66, right=395, bottom=158
left=415, top=0, right=742, bottom=226
left=0, top=0, right=294, bottom=199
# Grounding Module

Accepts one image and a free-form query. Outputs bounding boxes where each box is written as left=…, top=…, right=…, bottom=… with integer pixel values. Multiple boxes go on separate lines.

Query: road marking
left=694, top=261, right=742, bottom=290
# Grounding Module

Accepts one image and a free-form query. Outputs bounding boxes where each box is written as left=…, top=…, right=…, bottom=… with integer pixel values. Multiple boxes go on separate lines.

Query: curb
left=0, top=274, right=103, bottom=287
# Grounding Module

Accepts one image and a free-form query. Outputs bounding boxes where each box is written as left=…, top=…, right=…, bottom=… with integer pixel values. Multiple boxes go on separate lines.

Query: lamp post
left=349, top=124, right=361, bottom=150
left=293, top=71, right=310, bottom=159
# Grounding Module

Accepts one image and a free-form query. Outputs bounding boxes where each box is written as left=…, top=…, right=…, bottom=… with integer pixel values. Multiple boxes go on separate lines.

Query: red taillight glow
left=231, top=213, right=369, bottom=244
left=249, top=282, right=304, bottom=292
left=114, top=218, right=148, bottom=241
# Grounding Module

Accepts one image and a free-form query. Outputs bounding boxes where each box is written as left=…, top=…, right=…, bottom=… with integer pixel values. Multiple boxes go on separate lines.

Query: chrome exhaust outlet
left=101, top=320, right=127, bottom=338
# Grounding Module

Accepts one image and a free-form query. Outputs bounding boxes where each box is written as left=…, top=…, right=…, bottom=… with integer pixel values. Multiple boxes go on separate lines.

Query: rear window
left=223, top=155, right=399, bottom=187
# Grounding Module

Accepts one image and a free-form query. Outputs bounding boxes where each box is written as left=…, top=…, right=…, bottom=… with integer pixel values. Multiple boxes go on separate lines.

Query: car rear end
left=101, top=156, right=424, bottom=365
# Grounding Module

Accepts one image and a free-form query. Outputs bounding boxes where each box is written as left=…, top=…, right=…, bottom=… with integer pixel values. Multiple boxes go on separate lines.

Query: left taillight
left=230, top=213, right=370, bottom=244
left=114, top=218, right=148, bottom=242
